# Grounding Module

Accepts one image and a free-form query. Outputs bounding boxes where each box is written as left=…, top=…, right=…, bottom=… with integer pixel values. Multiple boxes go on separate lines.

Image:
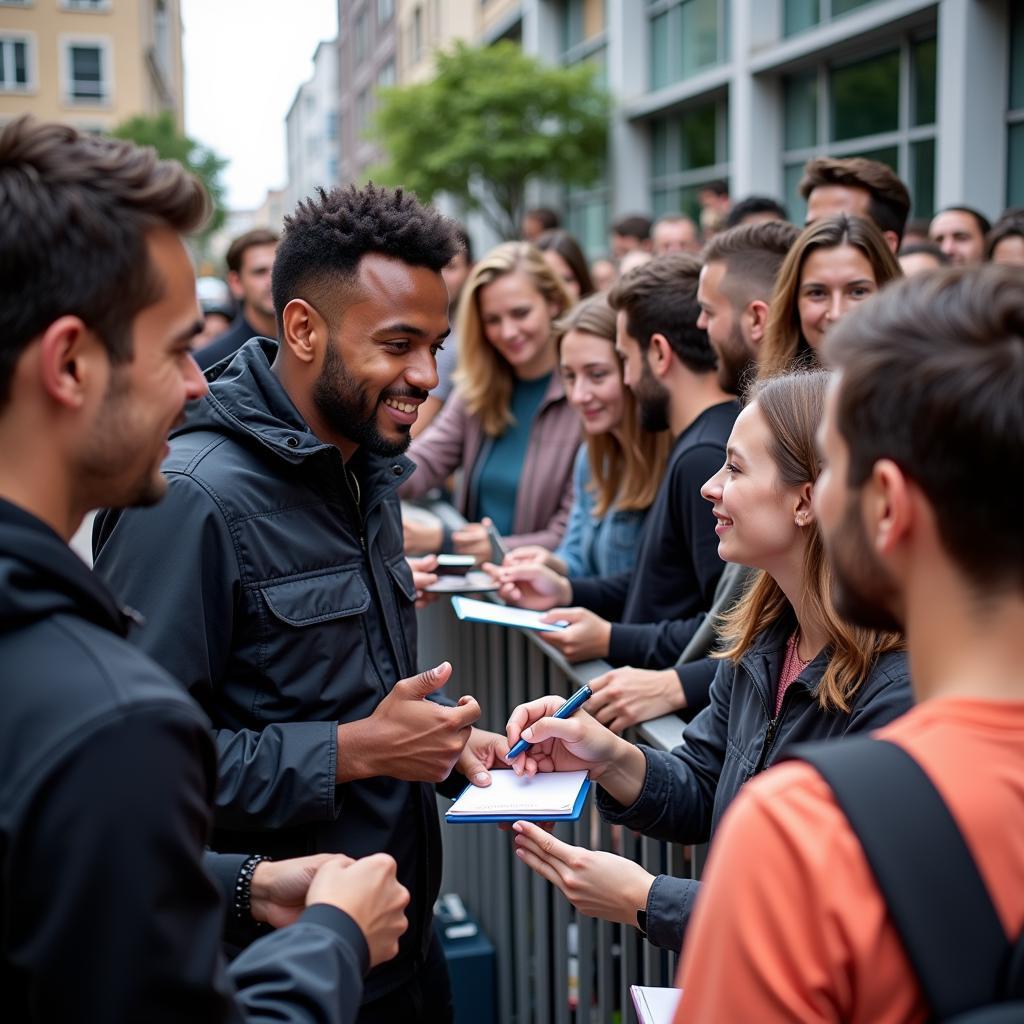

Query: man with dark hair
left=898, top=240, right=948, bottom=276
left=495, top=255, right=737, bottom=679
left=800, top=156, right=911, bottom=252
left=929, top=205, right=991, bottom=265
left=652, top=213, right=701, bottom=255
left=195, top=227, right=279, bottom=370
left=0, top=116, right=410, bottom=1022
left=610, top=213, right=654, bottom=259
left=95, top=182, right=509, bottom=1022
left=676, top=265, right=1024, bottom=1021
left=522, top=206, right=561, bottom=242
left=725, top=195, right=788, bottom=229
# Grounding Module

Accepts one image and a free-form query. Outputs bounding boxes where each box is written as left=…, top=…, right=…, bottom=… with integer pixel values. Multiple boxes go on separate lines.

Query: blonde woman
left=401, top=242, right=579, bottom=558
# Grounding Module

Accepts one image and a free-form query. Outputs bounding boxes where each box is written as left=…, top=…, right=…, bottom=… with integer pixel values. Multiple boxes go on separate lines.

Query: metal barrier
left=418, top=579, right=701, bottom=1024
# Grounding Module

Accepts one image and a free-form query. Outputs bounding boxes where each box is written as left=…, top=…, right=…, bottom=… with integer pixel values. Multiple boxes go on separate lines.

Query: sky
left=182, top=0, right=338, bottom=210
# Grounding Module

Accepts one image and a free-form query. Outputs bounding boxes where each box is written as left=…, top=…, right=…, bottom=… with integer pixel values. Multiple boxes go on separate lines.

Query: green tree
left=112, top=112, right=228, bottom=249
left=372, top=41, right=609, bottom=240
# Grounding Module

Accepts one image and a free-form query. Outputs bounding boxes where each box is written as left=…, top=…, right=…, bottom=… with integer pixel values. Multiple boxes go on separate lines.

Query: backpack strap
left=788, top=736, right=1010, bottom=1020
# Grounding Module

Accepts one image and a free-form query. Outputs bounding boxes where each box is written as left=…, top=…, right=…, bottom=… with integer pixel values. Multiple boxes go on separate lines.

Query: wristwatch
left=636, top=909, right=648, bottom=936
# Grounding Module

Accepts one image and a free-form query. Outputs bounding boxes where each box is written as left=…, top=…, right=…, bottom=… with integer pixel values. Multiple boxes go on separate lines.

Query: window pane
left=1012, top=0, right=1024, bottom=111
left=784, top=162, right=808, bottom=225
left=830, top=51, right=899, bottom=142
left=912, top=37, right=937, bottom=126
left=680, top=0, right=719, bottom=78
left=651, top=187, right=678, bottom=218
left=679, top=102, right=717, bottom=170
left=784, top=0, right=819, bottom=37
left=1009, top=122, right=1024, bottom=207
left=650, top=11, right=671, bottom=90
left=784, top=70, right=818, bottom=150
left=910, top=137, right=935, bottom=219
left=651, top=117, right=671, bottom=177
left=833, top=0, right=877, bottom=14
left=845, top=143, right=899, bottom=170
left=13, top=41, right=26, bottom=84
left=71, top=46, right=103, bottom=99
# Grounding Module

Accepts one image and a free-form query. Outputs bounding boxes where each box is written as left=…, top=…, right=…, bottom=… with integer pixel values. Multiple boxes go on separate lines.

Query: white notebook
left=451, top=595, right=568, bottom=631
left=630, top=986, right=682, bottom=1024
left=446, top=770, right=589, bottom=818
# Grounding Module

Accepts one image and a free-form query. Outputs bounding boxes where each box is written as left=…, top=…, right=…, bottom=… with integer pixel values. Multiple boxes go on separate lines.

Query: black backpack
left=789, top=736, right=1024, bottom=1023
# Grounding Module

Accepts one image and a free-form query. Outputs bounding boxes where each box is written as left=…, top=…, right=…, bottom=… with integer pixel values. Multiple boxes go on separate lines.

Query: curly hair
left=0, top=115, right=208, bottom=408
left=271, top=182, right=460, bottom=331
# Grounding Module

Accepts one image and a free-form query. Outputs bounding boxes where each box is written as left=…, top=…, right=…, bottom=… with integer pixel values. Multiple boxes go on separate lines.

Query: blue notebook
left=445, top=769, right=591, bottom=824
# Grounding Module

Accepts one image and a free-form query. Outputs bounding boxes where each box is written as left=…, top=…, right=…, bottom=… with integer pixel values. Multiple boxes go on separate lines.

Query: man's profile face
left=697, top=261, right=754, bottom=395
left=814, top=379, right=903, bottom=632
left=80, top=228, right=207, bottom=508
left=805, top=184, right=872, bottom=227
left=616, top=310, right=670, bottom=433
left=314, top=253, right=449, bottom=457
left=231, top=242, right=277, bottom=320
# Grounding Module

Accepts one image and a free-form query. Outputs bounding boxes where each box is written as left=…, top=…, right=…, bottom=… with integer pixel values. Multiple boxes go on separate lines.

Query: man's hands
left=306, top=853, right=410, bottom=968
left=486, top=562, right=572, bottom=610
left=403, top=517, right=443, bottom=556
left=407, top=554, right=439, bottom=609
left=588, top=667, right=687, bottom=734
left=337, top=662, right=479, bottom=783
left=501, top=546, right=568, bottom=575
left=536, top=608, right=611, bottom=663
left=451, top=521, right=492, bottom=563
left=457, top=728, right=513, bottom=787
left=250, top=854, right=336, bottom=929
left=512, top=822, right=655, bottom=927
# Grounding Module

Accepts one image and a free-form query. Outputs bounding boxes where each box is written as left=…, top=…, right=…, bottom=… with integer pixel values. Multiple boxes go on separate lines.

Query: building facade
left=285, top=38, right=340, bottom=214
left=0, top=0, right=184, bottom=132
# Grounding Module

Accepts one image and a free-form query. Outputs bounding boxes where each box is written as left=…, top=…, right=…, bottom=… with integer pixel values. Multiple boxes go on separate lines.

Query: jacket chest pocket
left=384, top=554, right=418, bottom=669
left=257, top=568, right=377, bottom=719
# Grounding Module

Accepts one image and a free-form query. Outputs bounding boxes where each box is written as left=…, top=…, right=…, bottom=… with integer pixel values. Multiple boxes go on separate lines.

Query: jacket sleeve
left=400, top=392, right=469, bottom=499
left=505, top=451, right=575, bottom=551
left=6, top=704, right=364, bottom=1023
left=606, top=611, right=708, bottom=669
left=568, top=571, right=632, bottom=620
left=552, top=445, right=588, bottom=575
left=675, top=658, right=718, bottom=717
left=843, top=656, right=915, bottom=734
left=597, top=660, right=734, bottom=844
left=644, top=874, right=701, bottom=953
left=94, top=477, right=342, bottom=831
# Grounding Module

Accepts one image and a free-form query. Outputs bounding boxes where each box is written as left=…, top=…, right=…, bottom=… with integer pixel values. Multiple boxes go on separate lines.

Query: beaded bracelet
left=234, top=854, right=272, bottom=922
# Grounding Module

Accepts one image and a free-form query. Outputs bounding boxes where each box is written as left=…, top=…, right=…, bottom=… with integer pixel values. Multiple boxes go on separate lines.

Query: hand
left=487, top=562, right=572, bottom=610
left=451, top=521, right=492, bottom=563
left=337, top=662, right=480, bottom=783
left=250, top=853, right=338, bottom=928
left=588, top=667, right=686, bottom=734
left=537, top=608, right=611, bottom=662
left=407, top=554, right=439, bottom=609
left=306, top=854, right=410, bottom=968
left=502, top=546, right=568, bottom=575
left=512, top=822, right=655, bottom=927
left=403, top=516, right=442, bottom=555
left=456, top=727, right=512, bottom=787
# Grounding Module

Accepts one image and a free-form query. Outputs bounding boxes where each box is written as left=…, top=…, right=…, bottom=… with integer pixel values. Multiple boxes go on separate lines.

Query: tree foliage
left=112, top=112, right=228, bottom=246
left=372, top=42, right=609, bottom=239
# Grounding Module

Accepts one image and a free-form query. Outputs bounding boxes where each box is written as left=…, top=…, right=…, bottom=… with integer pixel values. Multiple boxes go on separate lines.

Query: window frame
left=647, top=0, right=729, bottom=92
left=0, top=31, right=36, bottom=93
left=59, top=0, right=112, bottom=12
left=58, top=33, right=113, bottom=107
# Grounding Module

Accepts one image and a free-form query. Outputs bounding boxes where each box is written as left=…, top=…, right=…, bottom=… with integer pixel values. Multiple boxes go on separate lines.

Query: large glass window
left=784, top=0, right=878, bottom=36
left=649, top=97, right=729, bottom=219
left=781, top=37, right=937, bottom=221
left=1009, top=0, right=1024, bottom=206
left=647, top=0, right=727, bottom=91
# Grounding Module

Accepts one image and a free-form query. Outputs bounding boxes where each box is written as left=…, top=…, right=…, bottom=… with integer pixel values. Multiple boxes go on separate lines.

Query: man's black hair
left=271, top=183, right=460, bottom=333
left=611, top=214, right=653, bottom=242
left=933, top=205, right=992, bottom=239
left=726, top=195, right=789, bottom=229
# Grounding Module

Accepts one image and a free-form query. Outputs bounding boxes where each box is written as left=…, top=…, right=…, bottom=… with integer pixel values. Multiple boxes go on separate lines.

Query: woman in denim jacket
left=504, top=370, right=912, bottom=954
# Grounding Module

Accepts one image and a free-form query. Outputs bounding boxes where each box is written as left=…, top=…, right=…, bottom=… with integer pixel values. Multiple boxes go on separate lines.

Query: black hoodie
left=0, top=498, right=368, bottom=1022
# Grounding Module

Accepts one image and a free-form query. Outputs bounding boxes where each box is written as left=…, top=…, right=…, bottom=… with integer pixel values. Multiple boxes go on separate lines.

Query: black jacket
left=195, top=312, right=259, bottom=371
left=94, top=338, right=441, bottom=1002
left=569, top=401, right=738, bottom=669
left=0, top=498, right=368, bottom=1022
left=598, top=612, right=913, bottom=952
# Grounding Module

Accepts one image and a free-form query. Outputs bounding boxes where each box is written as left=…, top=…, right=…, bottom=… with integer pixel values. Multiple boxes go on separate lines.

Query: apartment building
left=285, top=39, right=340, bottom=212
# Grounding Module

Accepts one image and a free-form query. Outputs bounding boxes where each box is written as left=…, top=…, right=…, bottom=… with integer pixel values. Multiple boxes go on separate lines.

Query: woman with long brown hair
left=758, top=214, right=901, bottom=379
left=401, top=241, right=580, bottom=557
left=503, top=370, right=912, bottom=953
left=503, top=292, right=670, bottom=577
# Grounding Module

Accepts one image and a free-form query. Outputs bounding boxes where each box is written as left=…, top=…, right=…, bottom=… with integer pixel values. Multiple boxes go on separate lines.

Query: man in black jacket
left=94, top=184, right=509, bottom=1022
left=0, top=117, right=409, bottom=1022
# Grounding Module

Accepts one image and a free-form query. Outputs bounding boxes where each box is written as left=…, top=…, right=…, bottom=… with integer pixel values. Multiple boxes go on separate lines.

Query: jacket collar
left=737, top=609, right=831, bottom=704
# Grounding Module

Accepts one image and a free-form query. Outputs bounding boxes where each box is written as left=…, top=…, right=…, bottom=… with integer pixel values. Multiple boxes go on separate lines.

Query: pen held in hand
left=505, top=685, right=593, bottom=763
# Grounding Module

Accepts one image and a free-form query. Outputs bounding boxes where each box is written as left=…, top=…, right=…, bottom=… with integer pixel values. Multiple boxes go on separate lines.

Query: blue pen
left=505, top=684, right=593, bottom=763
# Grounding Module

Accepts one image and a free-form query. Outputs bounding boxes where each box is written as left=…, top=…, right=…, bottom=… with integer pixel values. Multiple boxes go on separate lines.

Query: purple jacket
left=401, top=375, right=580, bottom=550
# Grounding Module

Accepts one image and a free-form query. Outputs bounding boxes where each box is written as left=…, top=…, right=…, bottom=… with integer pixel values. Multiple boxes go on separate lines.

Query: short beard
left=715, top=319, right=756, bottom=397
left=634, top=359, right=672, bottom=433
left=313, top=339, right=419, bottom=457
left=827, top=494, right=904, bottom=633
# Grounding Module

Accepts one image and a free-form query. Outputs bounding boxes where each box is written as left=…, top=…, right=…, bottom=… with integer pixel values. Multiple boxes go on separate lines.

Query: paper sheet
left=630, top=986, right=682, bottom=1024
left=451, top=595, right=568, bottom=631
left=447, top=770, right=589, bottom=816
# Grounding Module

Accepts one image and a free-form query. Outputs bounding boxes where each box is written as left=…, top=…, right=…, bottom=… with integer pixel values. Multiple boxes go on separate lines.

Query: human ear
left=37, top=316, right=101, bottom=410
left=226, top=270, right=244, bottom=301
left=649, top=333, right=673, bottom=376
left=280, top=299, right=322, bottom=366
left=793, top=481, right=815, bottom=527
left=868, top=459, right=912, bottom=555
left=747, top=300, right=771, bottom=348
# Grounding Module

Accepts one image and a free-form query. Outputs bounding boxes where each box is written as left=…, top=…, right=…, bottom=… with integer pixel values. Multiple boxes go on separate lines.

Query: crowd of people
left=1, top=110, right=1023, bottom=1024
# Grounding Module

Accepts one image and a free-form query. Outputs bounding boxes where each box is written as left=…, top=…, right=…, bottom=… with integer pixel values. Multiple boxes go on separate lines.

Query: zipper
left=753, top=677, right=799, bottom=774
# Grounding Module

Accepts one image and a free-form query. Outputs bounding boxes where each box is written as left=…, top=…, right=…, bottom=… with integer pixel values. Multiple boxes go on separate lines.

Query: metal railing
left=413, top=503, right=700, bottom=1024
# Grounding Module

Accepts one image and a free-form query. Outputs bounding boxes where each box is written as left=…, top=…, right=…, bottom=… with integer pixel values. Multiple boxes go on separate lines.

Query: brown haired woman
left=401, top=241, right=580, bottom=559
left=503, top=370, right=912, bottom=953
left=758, top=214, right=902, bottom=379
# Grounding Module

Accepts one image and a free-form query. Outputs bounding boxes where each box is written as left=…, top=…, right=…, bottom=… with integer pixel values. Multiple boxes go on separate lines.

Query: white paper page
left=447, top=770, right=589, bottom=816
left=630, top=986, right=682, bottom=1024
left=451, top=596, right=567, bottom=631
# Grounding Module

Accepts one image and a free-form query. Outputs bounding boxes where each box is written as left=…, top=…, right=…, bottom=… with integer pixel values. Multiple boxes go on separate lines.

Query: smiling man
left=94, top=183, right=509, bottom=1023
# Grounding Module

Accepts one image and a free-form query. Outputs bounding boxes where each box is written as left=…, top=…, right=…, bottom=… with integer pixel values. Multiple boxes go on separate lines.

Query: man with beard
left=94, top=183, right=509, bottom=1023
left=675, top=265, right=1024, bottom=1021
left=495, top=255, right=737, bottom=686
